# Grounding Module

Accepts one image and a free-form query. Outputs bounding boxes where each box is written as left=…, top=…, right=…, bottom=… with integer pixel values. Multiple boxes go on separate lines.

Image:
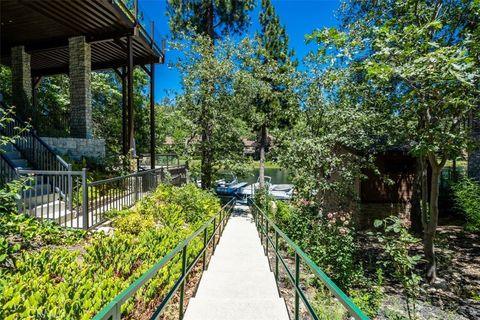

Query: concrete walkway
left=184, top=206, right=289, bottom=320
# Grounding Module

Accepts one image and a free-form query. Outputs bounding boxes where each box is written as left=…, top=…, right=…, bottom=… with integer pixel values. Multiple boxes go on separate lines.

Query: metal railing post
left=265, top=219, right=269, bottom=256
left=212, top=217, right=217, bottom=253
left=202, top=228, right=208, bottom=270
left=275, top=230, right=279, bottom=282
left=179, top=245, right=187, bottom=319
left=113, top=302, right=121, bottom=320
left=81, top=168, right=89, bottom=229
left=219, top=210, right=223, bottom=234
left=295, top=252, right=300, bottom=320
left=134, top=173, right=139, bottom=201
left=67, top=164, right=73, bottom=212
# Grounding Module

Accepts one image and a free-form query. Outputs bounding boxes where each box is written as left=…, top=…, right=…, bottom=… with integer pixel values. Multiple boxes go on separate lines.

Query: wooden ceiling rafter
left=1, top=0, right=164, bottom=77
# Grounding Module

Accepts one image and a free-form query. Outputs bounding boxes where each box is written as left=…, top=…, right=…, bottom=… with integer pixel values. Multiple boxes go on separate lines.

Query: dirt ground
left=360, top=224, right=480, bottom=319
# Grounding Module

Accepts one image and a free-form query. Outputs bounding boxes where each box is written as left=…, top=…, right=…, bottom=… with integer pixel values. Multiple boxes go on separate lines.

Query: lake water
left=239, top=167, right=292, bottom=184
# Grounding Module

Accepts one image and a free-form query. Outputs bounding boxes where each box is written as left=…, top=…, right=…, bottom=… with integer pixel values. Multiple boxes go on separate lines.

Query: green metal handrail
left=252, top=202, right=369, bottom=320
left=93, top=199, right=235, bottom=320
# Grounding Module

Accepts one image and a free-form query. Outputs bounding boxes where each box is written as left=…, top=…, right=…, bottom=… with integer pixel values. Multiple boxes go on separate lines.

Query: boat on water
left=236, top=176, right=294, bottom=203
left=214, top=172, right=248, bottom=196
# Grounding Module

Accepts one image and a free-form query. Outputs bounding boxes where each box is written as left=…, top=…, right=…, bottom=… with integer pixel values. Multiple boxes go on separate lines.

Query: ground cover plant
left=0, top=183, right=220, bottom=319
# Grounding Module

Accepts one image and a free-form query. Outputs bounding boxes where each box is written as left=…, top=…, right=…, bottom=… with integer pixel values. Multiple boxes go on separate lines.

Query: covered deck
left=0, top=0, right=163, bottom=167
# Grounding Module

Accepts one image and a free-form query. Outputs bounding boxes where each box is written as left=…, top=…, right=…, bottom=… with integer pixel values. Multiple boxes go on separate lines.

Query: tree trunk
left=200, top=1, right=215, bottom=190
left=201, top=145, right=213, bottom=189
left=200, top=102, right=213, bottom=189
left=410, top=157, right=424, bottom=234
left=424, top=160, right=441, bottom=283
left=259, top=124, right=267, bottom=189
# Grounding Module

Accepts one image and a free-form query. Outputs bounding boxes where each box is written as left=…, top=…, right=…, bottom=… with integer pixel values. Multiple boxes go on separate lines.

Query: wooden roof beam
left=31, top=56, right=161, bottom=77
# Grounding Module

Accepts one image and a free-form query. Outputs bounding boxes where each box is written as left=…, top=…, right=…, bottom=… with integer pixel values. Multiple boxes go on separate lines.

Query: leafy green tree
left=337, top=0, right=480, bottom=282
left=167, top=0, right=255, bottom=41
left=85, top=69, right=151, bottom=156
left=167, top=0, right=255, bottom=189
left=278, top=26, right=394, bottom=212
left=174, top=36, right=249, bottom=183
left=35, top=75, right=70, bottom=136
left=0, top=66, right=12, bottom=105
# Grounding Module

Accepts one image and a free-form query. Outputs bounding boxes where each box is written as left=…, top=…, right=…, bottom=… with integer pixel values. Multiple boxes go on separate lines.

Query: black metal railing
left=16, top=169, right=87, bottom=229
left=15, top=166, right=188, bottom=229
left=87, top=167, right=180, bottom=227
left=114, top=0, right=164, bottom=56
left=137, top=153, right=181, bottom=170
left=2, top=113, right=70, bottom=172
left=0, top=152, right=18, bottom=187
left=32, top=112, right=71, bottom=138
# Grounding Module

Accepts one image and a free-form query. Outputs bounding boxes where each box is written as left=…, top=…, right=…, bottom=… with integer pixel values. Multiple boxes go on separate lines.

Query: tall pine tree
left=167, top=0, right=254, bottom=189
left=255, top=0, right=297, bottom=188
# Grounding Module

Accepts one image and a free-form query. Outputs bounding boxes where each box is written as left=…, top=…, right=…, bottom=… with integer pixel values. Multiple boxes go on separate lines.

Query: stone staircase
left=184, top=207, right=289, bottom=320
left=1, top=143, right=31, bottom=169
left=1, top=142, right=71, bottom=224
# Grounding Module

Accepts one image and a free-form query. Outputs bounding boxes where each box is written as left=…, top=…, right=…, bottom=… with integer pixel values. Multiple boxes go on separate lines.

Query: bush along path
left=0, top=184, right=220, bottom=320
left=258, top=197, right=480, bottom=320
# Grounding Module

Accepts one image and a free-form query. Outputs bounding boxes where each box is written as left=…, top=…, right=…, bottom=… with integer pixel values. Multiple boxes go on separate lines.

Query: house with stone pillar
left=1, top=0, right=163, bottom=168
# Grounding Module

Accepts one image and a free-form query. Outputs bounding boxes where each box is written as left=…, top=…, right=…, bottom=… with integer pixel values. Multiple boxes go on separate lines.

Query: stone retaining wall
left=40, top=137, right=105, bottom=160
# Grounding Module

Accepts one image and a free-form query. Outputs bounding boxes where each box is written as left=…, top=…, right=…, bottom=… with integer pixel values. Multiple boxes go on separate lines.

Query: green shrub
left=260, top=199, right=360, bottom=292
left=350, top=269, right=384, bottom=318
left=0, top=212, right=85, bottom=268
left=374, top=216, right=421, bottom=320
left=0, top=183, right=221, bottom=319
left=114, top=213, right=155, bottom=235
left=453, top=178, right=480, bottom=232
left=311, top=288, right=347, bottom=320
left=0, top=179, right=28, bottom=214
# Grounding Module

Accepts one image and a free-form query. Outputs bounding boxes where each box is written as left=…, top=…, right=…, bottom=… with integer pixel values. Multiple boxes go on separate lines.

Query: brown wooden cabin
left=357, top=149, right=417, bottom=229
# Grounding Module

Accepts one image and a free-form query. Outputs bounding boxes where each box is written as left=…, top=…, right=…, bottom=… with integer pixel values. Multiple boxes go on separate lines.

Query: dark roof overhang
left=0, top=0, right=164, bottom=76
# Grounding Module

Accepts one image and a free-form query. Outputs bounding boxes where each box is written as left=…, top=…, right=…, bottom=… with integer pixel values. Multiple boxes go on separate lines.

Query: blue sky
left=138, top=0, right=341, bottom=101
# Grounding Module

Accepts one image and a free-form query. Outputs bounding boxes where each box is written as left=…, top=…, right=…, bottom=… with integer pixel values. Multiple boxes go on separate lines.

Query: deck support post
left=149, top=63, right=155, bottom=169
left=121, top=66, right=128, bottom=156
left=127, top=35, right=134, bottom=155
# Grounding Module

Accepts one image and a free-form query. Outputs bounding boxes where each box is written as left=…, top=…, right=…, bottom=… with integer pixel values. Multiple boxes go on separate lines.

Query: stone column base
left=40, top=137, right=105, bottom=161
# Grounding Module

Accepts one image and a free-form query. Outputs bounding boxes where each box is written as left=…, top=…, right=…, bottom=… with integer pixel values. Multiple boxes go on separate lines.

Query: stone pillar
left=468, top=116, right=480, bottom=181
left=11, top=46, right=32, bottom=117
left=69, top=36, right=92, bottom=138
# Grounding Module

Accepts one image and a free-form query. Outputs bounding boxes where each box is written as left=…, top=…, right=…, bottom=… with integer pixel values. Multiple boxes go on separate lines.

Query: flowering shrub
left=315, top=209, right=360, bottom=290
left=270, top=200, right=360, bottom=291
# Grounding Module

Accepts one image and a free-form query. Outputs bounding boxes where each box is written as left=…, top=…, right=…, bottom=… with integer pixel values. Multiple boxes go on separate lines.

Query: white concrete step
left=28, top=200, right=76, bottom=224
left=30, top=199, right=67, bottom=217
left=21, top=189, right=59, bottom=206
left=185, top=298, right=288, bottom=320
